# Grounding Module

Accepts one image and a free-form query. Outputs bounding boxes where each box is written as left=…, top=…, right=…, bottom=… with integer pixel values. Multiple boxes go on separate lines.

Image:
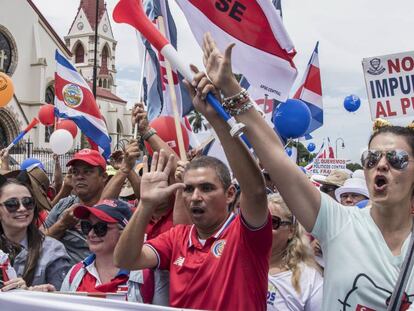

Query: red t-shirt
left=145, top=204, right=174, bottom=240
left=146, top=212, right=272, bottom=310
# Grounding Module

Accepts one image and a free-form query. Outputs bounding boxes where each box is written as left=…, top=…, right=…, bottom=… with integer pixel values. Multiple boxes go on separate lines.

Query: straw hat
left=313, top=169, right=350, bottom=187
left=335, top=177, right=369, bottom=202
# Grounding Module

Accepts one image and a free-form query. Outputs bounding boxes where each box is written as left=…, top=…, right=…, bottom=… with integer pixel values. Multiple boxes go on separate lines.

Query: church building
left=0, top=0, right=131, bottom=153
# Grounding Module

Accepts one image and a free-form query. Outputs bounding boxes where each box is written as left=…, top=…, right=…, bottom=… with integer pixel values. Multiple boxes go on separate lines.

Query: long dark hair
left=0, top=178, right=44, bottom=286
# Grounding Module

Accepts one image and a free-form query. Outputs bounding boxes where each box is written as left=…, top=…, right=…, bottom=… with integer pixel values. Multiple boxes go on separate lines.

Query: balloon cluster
left=38, top=104, right=78, bottom=154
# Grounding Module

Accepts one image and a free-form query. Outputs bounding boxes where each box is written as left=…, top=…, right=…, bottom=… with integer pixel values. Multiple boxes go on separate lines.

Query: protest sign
left=312, top=158, right=346, bottom=176
left=362, top=51, right=414, bottom=120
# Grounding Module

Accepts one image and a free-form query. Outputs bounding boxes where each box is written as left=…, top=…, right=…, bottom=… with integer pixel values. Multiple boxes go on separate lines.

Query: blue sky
left=33, top=0, right=414, bottom=163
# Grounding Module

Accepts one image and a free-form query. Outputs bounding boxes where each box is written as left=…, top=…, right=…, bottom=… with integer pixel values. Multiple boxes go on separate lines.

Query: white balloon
left=50, top=129, right=74, bottom=155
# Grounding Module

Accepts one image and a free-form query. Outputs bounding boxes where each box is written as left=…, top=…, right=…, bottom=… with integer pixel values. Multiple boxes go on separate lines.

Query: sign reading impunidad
left=362, top=51, right=414, bottom=120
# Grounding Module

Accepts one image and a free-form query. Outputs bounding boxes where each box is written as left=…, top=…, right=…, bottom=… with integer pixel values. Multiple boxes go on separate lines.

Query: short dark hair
left=369, top=126, right=414, bottom=155
left=184, top=156, right=232, bottom=190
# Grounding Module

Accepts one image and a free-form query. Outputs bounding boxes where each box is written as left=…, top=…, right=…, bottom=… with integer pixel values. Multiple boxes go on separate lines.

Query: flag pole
left=133, top=32, right=147, bottom=140
left=156, top=17, right=187, bottom=161
left=92, top=0, right=99, bottom=98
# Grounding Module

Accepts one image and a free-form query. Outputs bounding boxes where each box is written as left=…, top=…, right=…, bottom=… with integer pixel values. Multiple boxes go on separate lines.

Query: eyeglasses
left=271, top=215, right=292, bottom=230
left=0, top=197, right=35, bottom=213
left=320, top=185, right=338, bottom=193
left=80, top=221, right=108, bottom=237
left=361, top=149, right=412, bottom=170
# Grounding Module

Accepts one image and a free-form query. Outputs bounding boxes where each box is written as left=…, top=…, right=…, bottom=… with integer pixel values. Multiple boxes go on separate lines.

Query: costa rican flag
left=293, top=42, right=323, bottom=135
left=175, top=0, right=297, bottom=104
left=54, top=50, right=111, bottom=159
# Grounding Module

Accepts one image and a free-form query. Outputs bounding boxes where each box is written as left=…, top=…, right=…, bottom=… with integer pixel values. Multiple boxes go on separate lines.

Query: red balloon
left=55, top=119, right=78, bottom=138
left=38, top=104, right=55, bottom=126
left=145, top=116, right=189, bottom=157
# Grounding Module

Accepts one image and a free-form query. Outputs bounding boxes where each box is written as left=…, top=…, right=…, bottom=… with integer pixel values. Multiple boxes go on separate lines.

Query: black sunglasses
left=0, top=197, right=35, bottom=213
left=320, top=185, right=338, bottom=193
left=361, top=149, right=412, bottom=170
left=271, top=215, right=292, bottom=230
left=80, top=221, right=108, bottom=237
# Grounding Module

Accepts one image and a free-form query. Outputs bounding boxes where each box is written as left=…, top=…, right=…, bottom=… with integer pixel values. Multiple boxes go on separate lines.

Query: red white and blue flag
left=54, top=50, right=111, bottom=158
left=175, top=0, right=297, bottom=106
left=305, top=138, right=335, bottom=172
left=293, top=42, right=323, bottom=135
left=141, top=0, right=193, bottom=121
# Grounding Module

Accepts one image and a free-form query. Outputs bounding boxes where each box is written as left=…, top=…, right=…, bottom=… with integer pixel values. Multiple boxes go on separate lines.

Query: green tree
left=187, top=110, right=207, bottom=133
left=346, top=162, right=363, bottom=172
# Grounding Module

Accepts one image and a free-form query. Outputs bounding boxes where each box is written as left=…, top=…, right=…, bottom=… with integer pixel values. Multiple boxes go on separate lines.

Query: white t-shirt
left=267, top=264, right=323, bottom=311
left=312, top=193, right=414, bottom=310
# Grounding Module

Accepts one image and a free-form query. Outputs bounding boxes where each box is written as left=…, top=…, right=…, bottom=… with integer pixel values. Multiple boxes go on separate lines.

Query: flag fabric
left=54, top=50, right=111, bottom=158
left=175, top=0, right=297, bottom=106
left=293, top=42, right=323, bottom=135
left=142, top=0, right=193, bottom=121
left=304, top=138, right=334, bottom=172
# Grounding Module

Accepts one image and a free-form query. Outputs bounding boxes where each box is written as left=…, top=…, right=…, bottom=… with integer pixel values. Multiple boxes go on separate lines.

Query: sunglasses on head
left=361, top=149, right=412, bottom=170
left=80, top=220, right=108, bottom=237
left=271, top=215, right=292, bottom=230
left=0, top=197, right=35, bottom=213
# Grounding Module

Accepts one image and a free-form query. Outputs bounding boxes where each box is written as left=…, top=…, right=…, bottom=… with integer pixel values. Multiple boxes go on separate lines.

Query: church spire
left=79, top=0, right=106, bottom=30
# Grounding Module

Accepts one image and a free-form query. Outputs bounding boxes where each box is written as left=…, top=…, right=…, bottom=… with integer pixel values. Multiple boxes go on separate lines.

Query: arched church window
left=98, top=79, right=102, bottom=87
left=101, top=45, right=108, bottom=71
left=0, top=30, right=13, bottom=74
left=75, top=43, right=84, bottom=63
left=103, top=79, right=107, bottom=89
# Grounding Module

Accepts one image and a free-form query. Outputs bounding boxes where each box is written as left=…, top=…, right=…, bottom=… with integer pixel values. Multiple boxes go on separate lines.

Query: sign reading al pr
left=362, top=51, right=414, bottom=120
left=312, top=158, right=346, bottom=176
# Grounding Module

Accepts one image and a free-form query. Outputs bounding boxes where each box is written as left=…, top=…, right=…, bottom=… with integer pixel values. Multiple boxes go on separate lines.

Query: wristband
left=141, top=128, right=157, bottom=141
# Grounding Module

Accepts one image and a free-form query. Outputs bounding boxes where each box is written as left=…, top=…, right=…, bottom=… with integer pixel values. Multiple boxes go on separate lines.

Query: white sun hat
left=335, top=177, right=369, bottom=202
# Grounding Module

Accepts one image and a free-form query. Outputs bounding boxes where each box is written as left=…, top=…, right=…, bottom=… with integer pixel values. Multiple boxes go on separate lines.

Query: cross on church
left=0, top=49, right=8, bottom=71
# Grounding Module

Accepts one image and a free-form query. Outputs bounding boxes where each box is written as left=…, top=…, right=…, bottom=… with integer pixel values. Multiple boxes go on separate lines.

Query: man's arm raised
left=202, top=33, right=320, bottom=232
left=114, top=150, right=185, bottom=270
left=184, top=65, right=267, bottom=229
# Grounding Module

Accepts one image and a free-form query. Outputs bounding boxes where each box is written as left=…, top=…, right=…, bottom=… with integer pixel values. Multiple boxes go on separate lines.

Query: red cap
left=66, top=149, right=106, bottom=170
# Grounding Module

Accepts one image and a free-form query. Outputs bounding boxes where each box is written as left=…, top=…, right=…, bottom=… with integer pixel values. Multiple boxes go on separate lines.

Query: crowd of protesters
left=0, top=33, right=413, bottom=311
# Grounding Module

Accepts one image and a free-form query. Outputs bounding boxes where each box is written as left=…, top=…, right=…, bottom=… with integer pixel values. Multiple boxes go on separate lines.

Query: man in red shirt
left=115, top=71, right=271, bottom=310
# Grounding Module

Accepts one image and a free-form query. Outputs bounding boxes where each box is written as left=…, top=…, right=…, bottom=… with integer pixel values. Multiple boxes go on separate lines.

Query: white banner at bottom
left=0, top=290, right=194, bottom=311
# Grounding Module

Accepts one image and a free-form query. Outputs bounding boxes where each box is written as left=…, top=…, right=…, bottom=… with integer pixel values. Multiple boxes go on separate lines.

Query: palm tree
left=187, top=110, right=207, bottom=133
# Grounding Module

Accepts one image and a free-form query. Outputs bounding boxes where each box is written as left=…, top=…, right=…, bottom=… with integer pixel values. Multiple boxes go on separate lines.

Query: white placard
left=312, top=158, right=346, bottom=176
left=362, top=51, right=414, bottom=120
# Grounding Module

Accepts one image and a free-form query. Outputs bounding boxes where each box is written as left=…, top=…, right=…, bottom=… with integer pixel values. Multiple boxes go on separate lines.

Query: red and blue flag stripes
left=293, top=42, right=323, bottom=135
left=54, top=50, right=111, bottom=159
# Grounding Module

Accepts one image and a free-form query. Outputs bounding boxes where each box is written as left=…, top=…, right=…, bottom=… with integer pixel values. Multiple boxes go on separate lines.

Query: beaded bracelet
left=227, top=101, right=254, bottom=116
left=222, top=88, right=249, bottom=109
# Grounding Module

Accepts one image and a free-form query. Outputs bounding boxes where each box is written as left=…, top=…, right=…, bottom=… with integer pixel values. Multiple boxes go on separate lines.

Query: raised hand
left=131, top=102, right=150, bottom=136
left=183, top=65, right=221, bottom=120
left=119, top=140, right=140, bottom=174
left=202, top=33, right=240, bottom=97
left=140, top=150, right=185, bottom=209
left=175, top=160, right=189, bottom=183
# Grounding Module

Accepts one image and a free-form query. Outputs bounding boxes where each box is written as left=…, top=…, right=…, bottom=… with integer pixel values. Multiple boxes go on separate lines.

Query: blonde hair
left=268, top=194, right=321, bottom=294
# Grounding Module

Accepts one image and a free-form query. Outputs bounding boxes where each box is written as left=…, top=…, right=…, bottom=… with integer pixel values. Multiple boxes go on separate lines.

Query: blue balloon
left=285, top=147, right=292, bottom=156
left=273, top=99, right=311, bottom=139
left=356, top=199, right=369, bottom=209
left=344, top=95, right=361, bottom=112
left=307, top=142, right=316, bottom=152
left=21, top=158, right=45, bottom=171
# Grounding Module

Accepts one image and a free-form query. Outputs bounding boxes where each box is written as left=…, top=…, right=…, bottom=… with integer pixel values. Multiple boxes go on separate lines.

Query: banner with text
left=312, top=158, right=346, bottom=176
left=362, top=51, right=414, bottom=120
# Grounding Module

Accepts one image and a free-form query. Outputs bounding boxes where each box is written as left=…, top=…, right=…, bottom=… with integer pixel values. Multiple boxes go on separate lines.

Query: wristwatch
left=141, top=128, right=157, bottom=141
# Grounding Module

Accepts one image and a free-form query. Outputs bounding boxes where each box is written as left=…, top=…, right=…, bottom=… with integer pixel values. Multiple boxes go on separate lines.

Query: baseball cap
left=74, top=199, right=132, bottom=228
left=67, top=149, right=106, bottom=170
